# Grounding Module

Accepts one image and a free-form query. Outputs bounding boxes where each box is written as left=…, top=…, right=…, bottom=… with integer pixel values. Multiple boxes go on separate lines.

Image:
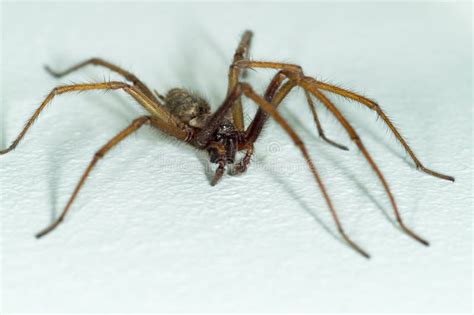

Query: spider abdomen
left=164, top=88, right=210, bottom=128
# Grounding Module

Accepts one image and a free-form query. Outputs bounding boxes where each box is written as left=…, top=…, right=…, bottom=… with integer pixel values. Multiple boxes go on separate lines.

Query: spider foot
left=339, top=230, right=371, bottom=259
left=211, top=161, right=226, bottom=186
left=35, top=217, right=64, bottom=238
left=0, top=140, right=19, bottom=155
left=400, top=224, right=430, bottom=246
left=418, top=165, right=455, bottom=182
left=0, top=147, right=13, bottom=155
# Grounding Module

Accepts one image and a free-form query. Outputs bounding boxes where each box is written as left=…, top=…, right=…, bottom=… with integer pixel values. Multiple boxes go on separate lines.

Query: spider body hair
left=164, top=88, right=211, bottom=127
left=163, top=87, right=244, bottom=165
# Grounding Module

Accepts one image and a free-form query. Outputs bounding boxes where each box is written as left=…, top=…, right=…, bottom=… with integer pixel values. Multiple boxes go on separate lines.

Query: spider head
left=207, top=119, right=240, bottom=164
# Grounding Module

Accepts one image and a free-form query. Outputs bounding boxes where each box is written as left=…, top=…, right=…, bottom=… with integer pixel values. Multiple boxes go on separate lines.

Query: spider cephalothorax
left=162, top=87, right=243, bottom=173
left=1, top=30, right=454, bottom=258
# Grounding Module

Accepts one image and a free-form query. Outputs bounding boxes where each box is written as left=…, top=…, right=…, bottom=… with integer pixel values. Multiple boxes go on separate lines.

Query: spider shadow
left=46, top=153, right=61, bottom=223
left=255, top=155, right=344, bottom=247
left=1, top=113, right=6, bottom=150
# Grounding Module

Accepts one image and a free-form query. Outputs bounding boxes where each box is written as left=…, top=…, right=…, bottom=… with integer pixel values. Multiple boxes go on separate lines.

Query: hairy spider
left=1, top=30, right=454, bottom=258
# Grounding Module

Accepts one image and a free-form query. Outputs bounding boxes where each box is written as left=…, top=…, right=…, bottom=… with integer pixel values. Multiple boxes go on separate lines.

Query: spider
left=1, top=30, right=454, bottom=258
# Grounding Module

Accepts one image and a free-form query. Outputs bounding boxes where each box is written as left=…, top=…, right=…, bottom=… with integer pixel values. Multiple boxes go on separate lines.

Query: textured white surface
left=1, top=2, right=472, bottom=313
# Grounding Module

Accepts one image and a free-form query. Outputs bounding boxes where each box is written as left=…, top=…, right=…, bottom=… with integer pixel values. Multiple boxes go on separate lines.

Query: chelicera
left=1, top=30, right=454, bottom=258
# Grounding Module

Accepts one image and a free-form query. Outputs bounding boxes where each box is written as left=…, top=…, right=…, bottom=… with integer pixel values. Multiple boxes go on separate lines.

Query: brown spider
left=1, top=30, right=454, bottom=258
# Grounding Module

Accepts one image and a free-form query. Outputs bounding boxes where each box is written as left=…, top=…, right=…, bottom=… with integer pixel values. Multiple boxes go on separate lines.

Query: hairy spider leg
left=232, top=70, right=347, bottom=175
left=248, top=71, right=348, bottom=150
left=239, top=83, right=371, bottom=258
left=304, top=81, right=430, bottom=246
left=227, top=30, right=253, bottom=131
left=44, top=57, right=161, bottom=103
left=229, top=70, right=288, bottom=174
left=0, top=82, right=189, bottom=155
left=235, top=60, right=454, bottom=182
left=304, top=91, right=349, bottom=151
left=312, top=81, right=454, bottom=182
left=35, top=115, right=155, bottom=237
left=244, top=73, right=295, bottom=145
left=234, top=60, right=434, bottom=246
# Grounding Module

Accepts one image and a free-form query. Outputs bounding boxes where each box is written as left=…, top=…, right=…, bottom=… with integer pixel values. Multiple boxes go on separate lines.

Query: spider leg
left=231, top=71, right=287, bottom=175
left=207, top=142, right=228, bottom=186
left=239, top=82, right=370, bottom=258
left=192, top=81, right=369, bottom=257
left=248, top=72, right=348, bottom=150
left=35, top=115, right=154, bottom=238
left=233, top=71, right=346, bottom=175
left=0, top=82, right=189, bottom=155
left=234, top=61, right=432, bottom=246
left=300, top=77, right=429, bottom=246
left=304, top=91, right=349, bottom=151
left=230, top=143, right=253, bottom=174
left=44, top=57, right=160, bottom=103
left=234, top=60, right=453, bottom=181
left=227, top=30, right=253, bottom=131
left=212, top=160, right=226, bottom=186
left=244, top=74, right=296, bottom=145
left=313, top=81, right=454, bottom=181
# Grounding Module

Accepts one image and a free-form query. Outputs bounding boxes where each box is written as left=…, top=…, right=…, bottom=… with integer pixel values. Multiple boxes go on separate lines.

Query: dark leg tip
left=359, top=251, right=371, bottom=259
left=35, top=226, right=52, bottom=238
left=419, top=166, right=455, bottom=182
left=403, top=226, right=430, bottom=247
left=321, top=136, right=349, bottom=151
left=354, top=247, right=371, bottom=259
left=210, top=174, right=222, bottom=186
left=419, top=239, right=430, bottom=247
left=342, top=235, right=371, bottom=259
left=0, top=146, right=14, bottom=155
left=437, top=173, right=455, bottom=182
